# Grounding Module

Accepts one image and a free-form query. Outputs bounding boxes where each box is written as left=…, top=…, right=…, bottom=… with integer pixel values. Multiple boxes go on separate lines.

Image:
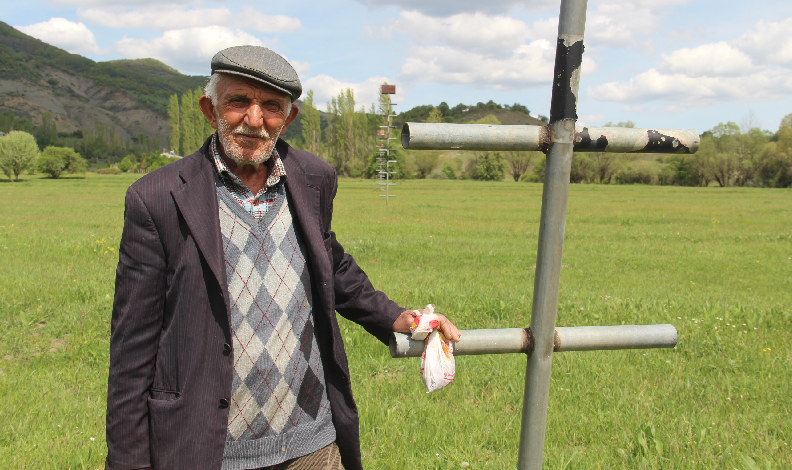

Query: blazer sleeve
left=325, top=169, right=405, bottom=344
left=105, top=186, right=167, bottom=470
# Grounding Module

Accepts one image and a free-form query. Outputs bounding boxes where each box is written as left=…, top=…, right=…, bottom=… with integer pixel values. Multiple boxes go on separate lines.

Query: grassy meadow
left=0, top=173, right=790, bottom=469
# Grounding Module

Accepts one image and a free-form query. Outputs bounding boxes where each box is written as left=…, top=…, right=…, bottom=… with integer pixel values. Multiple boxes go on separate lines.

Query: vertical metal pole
left=517, top=1, right=587, bottom=469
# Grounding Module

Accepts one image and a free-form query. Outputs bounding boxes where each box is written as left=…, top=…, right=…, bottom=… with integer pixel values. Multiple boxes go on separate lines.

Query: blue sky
left=4, top=0, right=792, bottom=133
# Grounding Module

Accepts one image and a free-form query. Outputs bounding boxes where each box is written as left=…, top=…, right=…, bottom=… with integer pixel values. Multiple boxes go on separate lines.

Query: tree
left=426, top=107, right=444, bottom=123
left=325, top=88, right=372, bottom=176
left=37, top=146, right=86, bottom=178
left=472, top=151, right=505, bottom=181
left=194, top=87, right=214, bottom=145
left=168, top=94, right=180, bottom=153
left=35, top=111, right=58, bottom=150
left=505, top=151, right=538, bottom=182
left=180, top=89, right=195, bottom=156
left=698, top=121, right=770, bottom=187
left=0, top=131, right=39, bottom=181
left=301, top=90, right=322, bottom=156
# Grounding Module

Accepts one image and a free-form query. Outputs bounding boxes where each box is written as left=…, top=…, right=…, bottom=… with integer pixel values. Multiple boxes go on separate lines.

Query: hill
left=395, top=100, right=547, bottom=127
left=0, top=21, right=207, bottom=142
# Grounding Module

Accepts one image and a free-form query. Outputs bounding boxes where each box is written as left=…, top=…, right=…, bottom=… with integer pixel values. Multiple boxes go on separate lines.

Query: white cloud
left=302, top=75, right=392, bottom=110
left=399, top=41, right=557, bottom=89
left=659, top=42, right=756, bottom=77
left=386, top=11, right=596, bottom=90
left=586, top=0, right=689, bottom=47
left=578, top=114, right=606, bottom=125
left=289, top=60, right=311, bottom=78
left=588, top=68, right=792, bottom=108
left=49, top=0, right=208, bottom=6
left=732, top=18, right=792, bottom=66
left=77, top=6, right=302, bottom=33
left=114, top=26, right=271, bottom=75
left=586, top=17, right=792, bottom=109
left=391, top=11, right=533, bottom=57
left=15, top=17, right=106, bottom=56
left=352, top=0, right=555, bottom=17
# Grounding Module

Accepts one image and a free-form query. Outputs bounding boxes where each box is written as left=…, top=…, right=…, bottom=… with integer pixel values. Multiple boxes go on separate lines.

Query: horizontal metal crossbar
left=401, top=122, right=700, bottom=154
left=389, top=324, right=678, bottom=358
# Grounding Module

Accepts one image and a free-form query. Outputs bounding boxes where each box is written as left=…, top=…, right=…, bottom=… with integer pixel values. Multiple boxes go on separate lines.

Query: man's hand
left=392, top=309, right=461, bottom=342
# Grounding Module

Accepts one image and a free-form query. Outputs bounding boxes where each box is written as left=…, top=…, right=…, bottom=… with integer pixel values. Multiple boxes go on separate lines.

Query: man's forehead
left=219, top=74, right=291, bottom=102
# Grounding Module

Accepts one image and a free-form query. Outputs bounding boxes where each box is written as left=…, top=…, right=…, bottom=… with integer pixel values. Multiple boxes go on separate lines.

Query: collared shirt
left=210, top=133, right=287, bottom=220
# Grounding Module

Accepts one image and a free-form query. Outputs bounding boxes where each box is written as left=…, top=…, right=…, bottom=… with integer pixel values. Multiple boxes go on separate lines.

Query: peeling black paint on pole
left=549, top=38, right=584, bottom=124
left=573, top=127, right=608, bottom=151
left=645, top=129, right=691, bottom=153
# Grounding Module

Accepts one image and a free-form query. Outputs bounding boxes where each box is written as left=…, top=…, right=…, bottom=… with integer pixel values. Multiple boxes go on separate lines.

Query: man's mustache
left=231, top=125, right=270, bottom=139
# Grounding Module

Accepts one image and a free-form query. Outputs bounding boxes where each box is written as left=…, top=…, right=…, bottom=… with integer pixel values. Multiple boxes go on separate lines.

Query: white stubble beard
left=216, top=114, right=284, bottom=168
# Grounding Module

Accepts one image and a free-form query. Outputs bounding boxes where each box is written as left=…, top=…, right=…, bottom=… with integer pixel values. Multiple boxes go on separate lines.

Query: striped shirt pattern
left=211, top=133, right=288, bottom=220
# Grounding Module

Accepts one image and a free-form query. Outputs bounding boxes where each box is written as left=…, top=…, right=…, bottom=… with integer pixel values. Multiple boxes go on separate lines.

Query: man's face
left=199, top=75, right=298, bottom=167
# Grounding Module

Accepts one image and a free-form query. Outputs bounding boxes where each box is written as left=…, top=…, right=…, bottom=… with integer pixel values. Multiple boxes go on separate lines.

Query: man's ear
left=280, top=104, right=300, bottom=133
left=199, top=95, right=218, bottom=130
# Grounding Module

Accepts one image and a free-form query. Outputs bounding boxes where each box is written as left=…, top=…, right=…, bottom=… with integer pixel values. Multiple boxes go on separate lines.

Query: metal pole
left=389, top=325, right=678, bottom=358
left=400, top=122, right=700, bottom=154
left=518, top=0, right=588, bottom=468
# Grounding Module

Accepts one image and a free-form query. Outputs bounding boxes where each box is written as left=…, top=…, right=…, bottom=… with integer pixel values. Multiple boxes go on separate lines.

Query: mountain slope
left=0, top=21, right=207, bottom=141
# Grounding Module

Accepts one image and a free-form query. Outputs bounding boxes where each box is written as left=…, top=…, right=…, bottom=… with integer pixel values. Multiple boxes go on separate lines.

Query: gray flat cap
left=211, top=46, right=302, bottom=102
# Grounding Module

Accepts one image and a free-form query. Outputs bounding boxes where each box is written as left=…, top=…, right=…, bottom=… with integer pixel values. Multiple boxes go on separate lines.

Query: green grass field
left=0, top=174, right=790, bottom=469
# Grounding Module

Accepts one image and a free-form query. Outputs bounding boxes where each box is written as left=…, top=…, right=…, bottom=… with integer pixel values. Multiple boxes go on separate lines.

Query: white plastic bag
left=410, top=304, right=455, bottom=393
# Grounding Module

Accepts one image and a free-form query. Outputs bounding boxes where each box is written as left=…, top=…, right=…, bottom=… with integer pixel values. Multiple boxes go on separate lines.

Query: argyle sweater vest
left=216, top=181, right=335, bottom=470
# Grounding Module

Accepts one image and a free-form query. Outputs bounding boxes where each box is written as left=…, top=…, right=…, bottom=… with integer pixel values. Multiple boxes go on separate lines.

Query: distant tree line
left=398, top=100, right=542, bottom=124
left=0, top=110, right=165, bottom=169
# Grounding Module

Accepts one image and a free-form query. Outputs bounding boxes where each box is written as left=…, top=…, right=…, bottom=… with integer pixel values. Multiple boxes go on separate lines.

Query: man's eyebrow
left=224, top=93, right=250, bottom=102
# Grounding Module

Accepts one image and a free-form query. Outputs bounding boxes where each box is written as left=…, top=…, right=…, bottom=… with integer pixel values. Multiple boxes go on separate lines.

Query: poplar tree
left=194, top=87, right=213, bottom=144
left=168, top=94, right=180, bottom=153
left=180, top=89, right=195, bottom=156
left=301, top=90, right=321, bottom=156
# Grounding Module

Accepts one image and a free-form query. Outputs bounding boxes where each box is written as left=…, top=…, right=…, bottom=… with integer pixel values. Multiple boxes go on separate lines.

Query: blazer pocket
left=149, top=389, right=181, bottom=401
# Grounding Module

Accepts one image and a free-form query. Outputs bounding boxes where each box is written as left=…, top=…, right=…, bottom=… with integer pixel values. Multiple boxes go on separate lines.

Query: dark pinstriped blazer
left=106, top=137, right=405, bottom=470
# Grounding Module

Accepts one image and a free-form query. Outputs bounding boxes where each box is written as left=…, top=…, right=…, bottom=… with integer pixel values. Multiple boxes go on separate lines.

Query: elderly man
left=105, top=46, right=459, bottom=470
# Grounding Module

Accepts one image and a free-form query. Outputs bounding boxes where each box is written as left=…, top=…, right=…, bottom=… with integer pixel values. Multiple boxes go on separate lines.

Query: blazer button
left=223, top=343, right=232, bottom=355
left=219, top=398, right=229, bottom=409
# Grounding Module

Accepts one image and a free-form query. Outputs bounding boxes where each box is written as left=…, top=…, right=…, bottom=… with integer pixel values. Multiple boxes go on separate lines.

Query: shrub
left=441, top=161, right=456, bottom=180
left=472, top=152, right=506, bottom=181
left=118, top=155, right=137, bottom=172
left=614, top=160, right=662, bottom=185
left=0, top=131, right=39, bottom=181
left=97, top=167, right=121, bottom=175
left=147, top=156, right=179, bottom=172
left=37, top=146, right=86, bottom=178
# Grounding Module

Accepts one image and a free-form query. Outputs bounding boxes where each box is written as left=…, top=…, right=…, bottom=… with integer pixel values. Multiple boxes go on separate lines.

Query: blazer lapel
left=281, top=146, right=331, bottom=282
left=171, top=149, right=229, bottom=306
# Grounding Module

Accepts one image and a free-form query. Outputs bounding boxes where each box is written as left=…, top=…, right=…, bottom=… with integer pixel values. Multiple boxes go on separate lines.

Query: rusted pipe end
left=523, top=327, right=535, bottom=356
left=553, top=329, right=560, bottom=352
left=539, top=126, right=551, bottom=154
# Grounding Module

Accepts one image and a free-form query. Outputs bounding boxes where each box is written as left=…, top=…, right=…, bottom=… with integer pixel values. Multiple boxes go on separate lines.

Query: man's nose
left=244, top=103, right=265, bottom=128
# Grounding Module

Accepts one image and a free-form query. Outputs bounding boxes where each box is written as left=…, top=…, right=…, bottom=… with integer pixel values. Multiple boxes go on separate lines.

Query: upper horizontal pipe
left=401, top=122, right=699, bottom=154
left=389, top=324, right=678, bottom=358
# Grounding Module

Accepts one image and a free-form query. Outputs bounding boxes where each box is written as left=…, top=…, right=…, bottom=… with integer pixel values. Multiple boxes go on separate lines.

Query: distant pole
left=378, top=85, right=397, bottom=204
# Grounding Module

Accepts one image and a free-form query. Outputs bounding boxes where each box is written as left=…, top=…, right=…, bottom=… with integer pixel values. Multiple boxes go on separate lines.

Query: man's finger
left=438, top=315, right=461, bottom=342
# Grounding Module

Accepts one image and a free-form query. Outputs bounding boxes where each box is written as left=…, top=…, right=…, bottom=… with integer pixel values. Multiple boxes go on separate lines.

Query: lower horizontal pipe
left=389, top=324, right=677, bottom=358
